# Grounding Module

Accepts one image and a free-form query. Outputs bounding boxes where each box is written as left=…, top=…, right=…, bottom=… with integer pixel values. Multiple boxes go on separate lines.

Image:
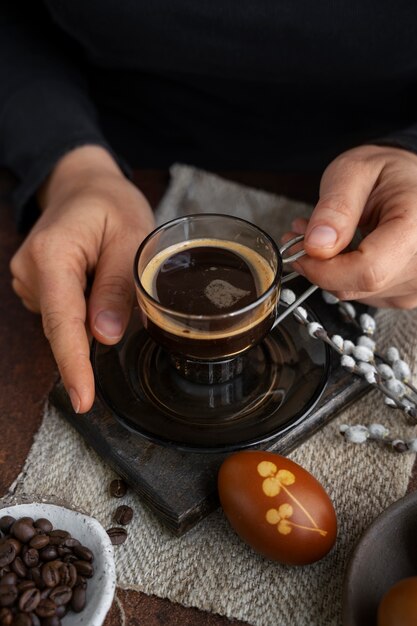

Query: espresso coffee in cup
left=139, top=236, right=278, bottom=360
left=135, top=215, right=282, bottom=368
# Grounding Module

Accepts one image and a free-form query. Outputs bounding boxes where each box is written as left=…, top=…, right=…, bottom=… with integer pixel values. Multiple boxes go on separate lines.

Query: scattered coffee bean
left=113, top=505, right=133, bottom=526
left=109, top=478, right=128, bottom=498
left=0, top=516, right=94, bottom=622
left=107, top=527, right=128, bottom=545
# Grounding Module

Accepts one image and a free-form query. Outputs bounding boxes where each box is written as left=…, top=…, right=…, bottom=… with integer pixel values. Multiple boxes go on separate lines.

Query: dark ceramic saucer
left=343, top=490, right=417, bottom=626
left=92, top=306, right=329, bottom=452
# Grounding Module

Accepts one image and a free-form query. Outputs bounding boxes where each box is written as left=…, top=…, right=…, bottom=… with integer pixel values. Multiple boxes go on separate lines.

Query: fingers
left=303, top=155, right=381, bottom=259
left=38, top=264, right=95, bottom=414
left=295, top=213, right=414, bottom=296
left=88, top=236, right=136, bottom=344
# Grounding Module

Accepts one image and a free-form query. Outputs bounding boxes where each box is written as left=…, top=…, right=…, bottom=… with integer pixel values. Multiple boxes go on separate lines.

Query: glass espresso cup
left=134, top=214, right=303, bottom=383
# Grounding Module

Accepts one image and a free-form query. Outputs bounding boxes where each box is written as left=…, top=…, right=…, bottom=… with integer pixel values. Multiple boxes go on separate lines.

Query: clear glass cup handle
left=273, top=234, right=319, bottom=328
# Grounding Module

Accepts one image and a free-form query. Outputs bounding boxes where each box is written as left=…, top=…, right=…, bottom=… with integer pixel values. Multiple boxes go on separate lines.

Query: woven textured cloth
left=8, top=166, right=417, bottom=626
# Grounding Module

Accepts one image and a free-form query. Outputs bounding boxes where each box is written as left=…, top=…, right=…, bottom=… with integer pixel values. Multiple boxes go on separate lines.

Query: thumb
left=89, top=240, right=136, bottom=344
left=304, top=155, right=380, bottom=259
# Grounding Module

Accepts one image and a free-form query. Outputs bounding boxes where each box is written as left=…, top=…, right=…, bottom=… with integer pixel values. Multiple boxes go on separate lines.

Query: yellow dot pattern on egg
left=277, top=470, right=295, bottom=486
left=257, top=461, right=277, bottom=477
left=278, top=503, right=293, bottom=518
left=259, top=462, right=328, bottom=539
left=278, top=519, right=292, bottom=535
left=262, top=477, right=281, bottom=497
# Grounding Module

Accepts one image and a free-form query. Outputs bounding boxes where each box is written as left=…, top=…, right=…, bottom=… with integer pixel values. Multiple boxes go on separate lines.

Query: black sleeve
left=0, top=1, right=127, bottom=230
left=371, top=125, right=417, bottom=157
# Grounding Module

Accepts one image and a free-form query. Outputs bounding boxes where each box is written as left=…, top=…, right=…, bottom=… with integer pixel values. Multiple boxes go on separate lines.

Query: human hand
left=10, top=146, right=155, bottom=413
left=286, top=145, right=417, bottom=309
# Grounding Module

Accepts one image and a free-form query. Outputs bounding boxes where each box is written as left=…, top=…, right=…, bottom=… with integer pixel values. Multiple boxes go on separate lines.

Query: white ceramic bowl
left=0, top=502, right=116, bottom=626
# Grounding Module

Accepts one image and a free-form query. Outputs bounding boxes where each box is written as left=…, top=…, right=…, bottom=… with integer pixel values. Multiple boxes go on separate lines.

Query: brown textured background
left=0, top=168, right=415, bottom=625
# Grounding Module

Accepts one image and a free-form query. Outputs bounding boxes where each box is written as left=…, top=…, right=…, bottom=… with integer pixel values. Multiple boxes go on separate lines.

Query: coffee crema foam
left=138, top=238, right=278, bottom=340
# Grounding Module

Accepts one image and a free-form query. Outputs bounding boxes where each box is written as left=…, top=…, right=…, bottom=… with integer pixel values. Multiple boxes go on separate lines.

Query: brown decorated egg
left=218, top=450, right=337, bottom=564
left=377, top=577, right=417, bottom=626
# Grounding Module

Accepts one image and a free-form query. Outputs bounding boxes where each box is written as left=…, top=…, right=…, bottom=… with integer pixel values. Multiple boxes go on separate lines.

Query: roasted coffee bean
left=0, top=519, right=14, bottom=535
left=113, top=505, right=133, bottom=526
left=74, top=576, right=87, bottom=588
left=62, top=554, right=77, bottom=565
left=29, top=613, right=40, bottom=626
left=0, top=584, right=17, bottom=607
left=17, top=580, right=36, bottom=593
left=73, top=561, right=94, bottom=578
left=109, top=478, right=128, bottom=498
left=56, top=547, right=72, bottom=558
left=18, top=518, right=34, bottom=526
left=48, top=531, right=69, bottom=547
left=11, top=614, right=31, bottom=626
left=0, top=573, right=17, bottom=586
left=58, top=564, right=77, bottom=588
left=33, top=519, right=53, bottom=534
left=72, top=545, right=93, bottom=563
left=39, top=588, right=51, bottom=600
left=27, top=567, right=42, bottom=589
left=106, top=527, right=128, bottom=546
left=11, top=557, right=27, bottom=579
left=7, top=539, right=21, bottom=556
left=10, top=521, right=36, bottom=544
left=55, top=605, right=66, bottom=618
left=18, top=588, right=40, bottom=612
left=71, top=585, right=86, bottom=613
left=49, top=586, right=72, bottom=607
left=0, top=517, right=93, bottom=621
left=23, top=548, right=39, bottom=568
left=39, top=547, right=58, bottom=562
left=41, top=617, right=61, bottom=626
left=0, top=607, right=12, bottom=626
left=34, top=598, right=56, bottom=618
left=62, top=538, right=80, bottom=549
left=0, top=543, right=16, bottom=569
left=41, top=563, right=60, bottom=588
left=29, top=536, right=49, bottom=551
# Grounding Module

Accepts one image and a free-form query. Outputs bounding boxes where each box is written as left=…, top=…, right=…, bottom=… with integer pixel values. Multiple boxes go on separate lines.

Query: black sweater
left=2, top=1, right=417, bottom=227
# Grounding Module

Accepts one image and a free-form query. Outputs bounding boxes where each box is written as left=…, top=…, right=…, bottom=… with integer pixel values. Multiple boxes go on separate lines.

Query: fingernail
left=94, top=310, right=123, bottom=339
left=306, top=225, right=338, bottom=248
left=69, top=388, right=81, bottom=414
